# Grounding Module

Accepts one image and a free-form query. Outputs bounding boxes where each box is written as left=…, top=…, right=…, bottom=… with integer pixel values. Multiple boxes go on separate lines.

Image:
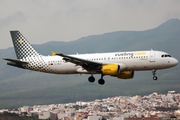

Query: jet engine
left=116, top=71, right=134, bottom=79
left=101, top=64, right=134, bottom=79
left=101, top=64, right=120, bottom=75
left=101, top=63, right=127, bottom=76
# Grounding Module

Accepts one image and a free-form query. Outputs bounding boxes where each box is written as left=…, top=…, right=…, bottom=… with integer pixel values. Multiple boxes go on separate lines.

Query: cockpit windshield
left=161, top=54, right=171, bottom=57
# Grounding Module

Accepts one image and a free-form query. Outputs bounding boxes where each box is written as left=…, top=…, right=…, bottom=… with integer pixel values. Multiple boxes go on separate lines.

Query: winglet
left=51, top=51, right=56, bottom=56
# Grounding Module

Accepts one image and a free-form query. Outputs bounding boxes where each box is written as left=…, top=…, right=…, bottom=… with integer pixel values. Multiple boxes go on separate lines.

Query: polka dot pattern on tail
left=10, top=31, right=41, bottom=59
left=10, top=31, right=55, bottom=73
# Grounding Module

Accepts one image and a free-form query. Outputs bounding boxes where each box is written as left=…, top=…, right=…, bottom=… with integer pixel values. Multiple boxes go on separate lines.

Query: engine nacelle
left=116, top=71, right=134, bottom=79
left=101, top=64, right=120, bottom=76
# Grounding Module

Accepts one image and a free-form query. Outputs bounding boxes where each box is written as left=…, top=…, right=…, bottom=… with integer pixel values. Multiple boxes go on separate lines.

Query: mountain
left=0, top=18, right=180, bottom=109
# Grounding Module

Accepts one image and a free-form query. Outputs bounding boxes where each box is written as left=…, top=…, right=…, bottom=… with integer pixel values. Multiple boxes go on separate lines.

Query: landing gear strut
left=152, top=70, right=158, bottom=80
left=98, top=74, right=105, bottom=85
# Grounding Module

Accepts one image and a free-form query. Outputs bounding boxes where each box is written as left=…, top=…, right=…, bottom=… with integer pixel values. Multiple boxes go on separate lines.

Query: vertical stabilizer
left=10, top=31, right=41, bottom=59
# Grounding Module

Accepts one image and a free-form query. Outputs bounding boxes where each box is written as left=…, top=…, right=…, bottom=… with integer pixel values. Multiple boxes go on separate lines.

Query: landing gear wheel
left=88, top=76, right=95, bottom=83
left=98, top=78, right=105, bottom=85
left=152, top=69, right=158, bottom=81
left=153, top=76, right=158, bottom=80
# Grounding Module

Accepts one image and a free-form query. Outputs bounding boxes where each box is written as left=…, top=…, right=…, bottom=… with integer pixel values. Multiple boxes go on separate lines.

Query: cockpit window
left=161, top=54, right=171, bottom=57
left=165, top=55, right=171, bottom=57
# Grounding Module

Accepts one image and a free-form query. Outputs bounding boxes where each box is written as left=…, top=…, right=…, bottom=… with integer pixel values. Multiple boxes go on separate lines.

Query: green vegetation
left=0, top=19, right=180, bottom=109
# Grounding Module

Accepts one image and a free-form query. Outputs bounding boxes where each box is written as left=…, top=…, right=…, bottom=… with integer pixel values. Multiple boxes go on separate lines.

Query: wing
left=56, top=53, right=102, bottom=71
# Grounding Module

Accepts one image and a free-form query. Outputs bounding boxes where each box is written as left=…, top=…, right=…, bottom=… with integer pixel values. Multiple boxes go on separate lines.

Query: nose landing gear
left=152, top=70, right=158, bottom=80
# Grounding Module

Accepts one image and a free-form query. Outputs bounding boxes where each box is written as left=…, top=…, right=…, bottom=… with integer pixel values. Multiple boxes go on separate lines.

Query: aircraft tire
left=153, top=76, right=158, bottom=80
left=88, top=76, right=95, bottom=83
left=98, top=78, right=105, bottom=85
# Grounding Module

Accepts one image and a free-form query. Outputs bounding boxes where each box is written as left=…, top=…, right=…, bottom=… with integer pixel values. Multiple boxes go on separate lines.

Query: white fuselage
left=23, top=50, right=178, bottom=74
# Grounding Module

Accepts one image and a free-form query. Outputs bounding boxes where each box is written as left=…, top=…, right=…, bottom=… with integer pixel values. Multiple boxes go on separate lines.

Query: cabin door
left=149, top=51, right=155, bottom=62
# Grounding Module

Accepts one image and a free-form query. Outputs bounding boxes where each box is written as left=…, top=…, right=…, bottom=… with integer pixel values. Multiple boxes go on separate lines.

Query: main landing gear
left=88, top=74, right=105, bottom=85
left=98, top=74, right=105, bottom=85
left=152, top=69, right=158, bottom=80
left=88, top=76, right=95, bottom=83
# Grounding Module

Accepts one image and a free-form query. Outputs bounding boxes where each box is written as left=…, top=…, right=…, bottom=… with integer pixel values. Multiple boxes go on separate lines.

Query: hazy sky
left=1, top=0, right=180, bottom=49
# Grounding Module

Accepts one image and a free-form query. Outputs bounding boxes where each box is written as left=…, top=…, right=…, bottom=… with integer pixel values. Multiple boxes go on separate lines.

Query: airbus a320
left=4, top=31, right=178, bottom=85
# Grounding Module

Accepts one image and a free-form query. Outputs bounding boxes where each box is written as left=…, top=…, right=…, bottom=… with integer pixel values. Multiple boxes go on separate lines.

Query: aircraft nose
left=172, top=58, right=178, bottom=66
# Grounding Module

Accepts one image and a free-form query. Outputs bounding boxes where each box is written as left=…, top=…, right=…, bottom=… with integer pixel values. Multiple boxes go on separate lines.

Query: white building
left=39, top=111, right=50, bottom=119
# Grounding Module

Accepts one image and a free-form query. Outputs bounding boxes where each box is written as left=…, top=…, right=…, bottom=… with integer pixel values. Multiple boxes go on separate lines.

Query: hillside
left=0, top=18, right=180, bottom=109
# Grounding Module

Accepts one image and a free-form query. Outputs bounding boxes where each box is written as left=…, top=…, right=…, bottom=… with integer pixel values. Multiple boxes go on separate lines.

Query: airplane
left=4, top=31, right=178, bottom=85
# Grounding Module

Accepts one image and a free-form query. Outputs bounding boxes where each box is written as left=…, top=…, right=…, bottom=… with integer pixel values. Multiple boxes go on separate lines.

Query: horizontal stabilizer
left=3, top=58, right=29, bottom=68
left=3, top=58, right=29, bottom=64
